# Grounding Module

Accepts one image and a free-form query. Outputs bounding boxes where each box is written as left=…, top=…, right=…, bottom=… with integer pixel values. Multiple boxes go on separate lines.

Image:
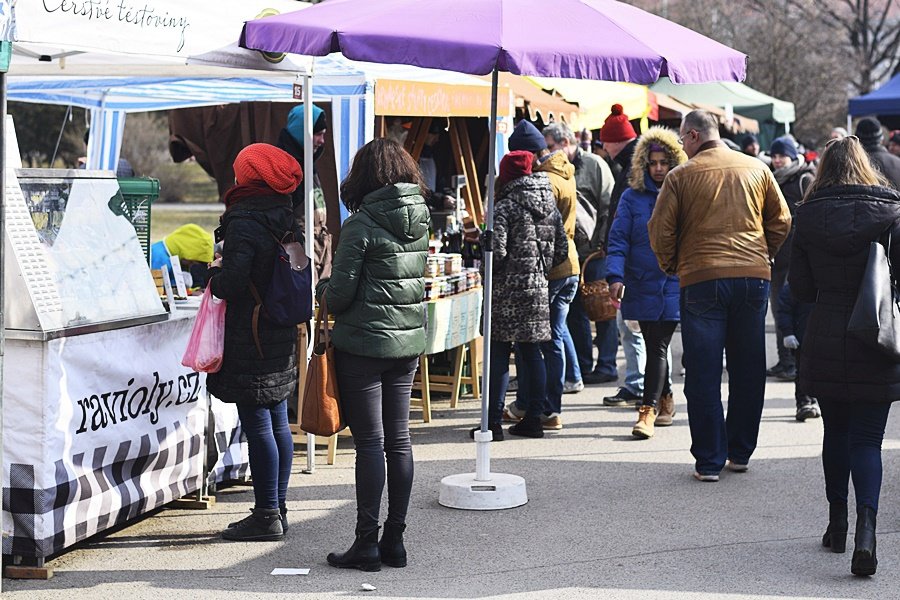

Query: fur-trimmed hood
left=628, top=127, right=687, bottom=192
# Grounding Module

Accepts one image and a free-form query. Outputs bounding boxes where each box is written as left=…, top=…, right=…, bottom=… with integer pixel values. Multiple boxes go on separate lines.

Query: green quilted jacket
left=320, top=182, right=429, bottom=359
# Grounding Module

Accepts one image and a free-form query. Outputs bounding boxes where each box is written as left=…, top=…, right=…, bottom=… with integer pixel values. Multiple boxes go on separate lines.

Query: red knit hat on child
left=233, top=143, right=303, bottom=194
left=498, top=150, right=534, bottom=189
left=600, top=104, right=637, bottom=143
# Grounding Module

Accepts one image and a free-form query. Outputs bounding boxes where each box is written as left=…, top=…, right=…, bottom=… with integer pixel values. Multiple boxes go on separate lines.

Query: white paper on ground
left=270, top=568, right=310, bottom=576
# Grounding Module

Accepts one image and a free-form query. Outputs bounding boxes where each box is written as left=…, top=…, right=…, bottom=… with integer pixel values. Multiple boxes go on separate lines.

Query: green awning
left=650, top=78, right=795, bottom=125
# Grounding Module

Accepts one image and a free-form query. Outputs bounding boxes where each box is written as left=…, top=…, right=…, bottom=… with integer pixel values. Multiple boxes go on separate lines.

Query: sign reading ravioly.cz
left=16, top=0, right=308, bottom=57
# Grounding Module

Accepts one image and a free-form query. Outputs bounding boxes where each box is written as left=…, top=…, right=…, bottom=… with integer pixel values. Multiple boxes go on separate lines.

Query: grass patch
left=150, top=209, right=222, bottom=245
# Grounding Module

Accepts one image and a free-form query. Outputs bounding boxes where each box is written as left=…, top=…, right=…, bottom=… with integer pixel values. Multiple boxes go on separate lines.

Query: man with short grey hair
left=648, top=110, right=791, bottom=482
left=544, top=122, right=615, bottom=392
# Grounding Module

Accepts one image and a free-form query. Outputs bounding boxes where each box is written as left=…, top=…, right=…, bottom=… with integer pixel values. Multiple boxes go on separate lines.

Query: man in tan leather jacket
left=648, top=110, right=791, bottom=482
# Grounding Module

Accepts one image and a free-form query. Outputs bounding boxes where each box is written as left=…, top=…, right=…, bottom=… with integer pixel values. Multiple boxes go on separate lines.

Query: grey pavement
left=7, top=328, right=900, bottom=600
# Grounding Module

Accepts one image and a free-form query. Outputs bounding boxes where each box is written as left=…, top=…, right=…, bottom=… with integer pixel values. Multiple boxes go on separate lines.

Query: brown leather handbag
left=300, top=297, right=345, bottom=437
left=579, top=250, right=618, bottom=322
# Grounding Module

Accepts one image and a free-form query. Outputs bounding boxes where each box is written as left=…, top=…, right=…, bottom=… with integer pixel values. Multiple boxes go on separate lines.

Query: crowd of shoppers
left=207, top=106, right=900, bottom=580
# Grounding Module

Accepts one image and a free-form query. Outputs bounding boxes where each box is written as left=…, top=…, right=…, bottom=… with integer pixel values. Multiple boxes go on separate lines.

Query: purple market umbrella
left=241, top=0, right=746, bottom=508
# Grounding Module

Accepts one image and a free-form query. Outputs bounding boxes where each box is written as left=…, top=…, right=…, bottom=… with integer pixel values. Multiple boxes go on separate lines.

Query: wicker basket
left=579, top=250, right=618, bottom=322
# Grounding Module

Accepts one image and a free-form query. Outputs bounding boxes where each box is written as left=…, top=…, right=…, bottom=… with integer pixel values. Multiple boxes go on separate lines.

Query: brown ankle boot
left=656, top=393, right=675, bottom=426
left=632, top=405, right=656, bottom=439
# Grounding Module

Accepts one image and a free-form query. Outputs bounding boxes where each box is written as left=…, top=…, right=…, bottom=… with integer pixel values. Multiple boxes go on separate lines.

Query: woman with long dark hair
left=319, top=138, right=430, bottom=571
left=790, top=135, right=900, bottom=576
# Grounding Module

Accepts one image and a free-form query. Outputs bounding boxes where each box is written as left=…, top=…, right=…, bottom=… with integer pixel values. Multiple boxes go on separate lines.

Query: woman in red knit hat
left=207, top=143, right=305, bottom=542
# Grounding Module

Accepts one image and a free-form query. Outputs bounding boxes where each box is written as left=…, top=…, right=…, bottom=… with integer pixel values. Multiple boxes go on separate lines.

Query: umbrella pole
left=438, top=67, right=526, bottom=510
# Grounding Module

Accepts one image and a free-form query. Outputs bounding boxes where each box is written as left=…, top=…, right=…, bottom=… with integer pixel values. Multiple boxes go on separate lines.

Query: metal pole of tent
left=475, top=67, right=499, bottom=479
left=302, top=70, right=316, bottom=474
left=0, top=69, right=6, bottom=589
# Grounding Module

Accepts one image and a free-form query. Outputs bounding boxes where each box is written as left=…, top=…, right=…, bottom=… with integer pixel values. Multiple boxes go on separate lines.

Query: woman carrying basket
left=606, top=127, right=686, bottom=439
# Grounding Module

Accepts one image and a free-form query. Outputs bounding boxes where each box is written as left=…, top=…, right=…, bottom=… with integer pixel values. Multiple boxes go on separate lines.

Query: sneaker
left=470, top=423, right=504, bottom=441
left=502, top=403, right=525, bottom=422
left=222, top=508, right=284, bottom=541
left=541, top=413, right=563, bottom=430
left=632, top=405, right=656, bottom=439
left=506, top=377, right=518, bottom=392
left=795, top=397, right=821, bottom=422
left=603, top=387, right=642, bottom=406
left=776, top=366, right=797, bottom=381
left=508, top=415, right=544, bottom=438
left=563, top=380, right=584, bottom=394
left=693, top=472, right=720, bottom=482
left=655, top=393, right=676, bottom=426
left=583, top=371, right=618, bottom=384
left=726, top=460, right=749, bottom=473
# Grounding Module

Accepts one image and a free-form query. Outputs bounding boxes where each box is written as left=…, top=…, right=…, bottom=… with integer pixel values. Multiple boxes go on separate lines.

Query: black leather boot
left=222, top=507, right=283, bottom=541
left=821, top=502, right=848, bottom=553
left=379, top=522, right=407, bottom=568
left=851, top=506, right=877, bottom=576
left=327, top=528, right=381, bottom=572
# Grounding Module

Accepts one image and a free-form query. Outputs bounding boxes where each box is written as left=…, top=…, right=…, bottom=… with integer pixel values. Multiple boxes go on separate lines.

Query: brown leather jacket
left=535, top=151, right=580, bottom=280
left=648, top=142, right=791, bottom=288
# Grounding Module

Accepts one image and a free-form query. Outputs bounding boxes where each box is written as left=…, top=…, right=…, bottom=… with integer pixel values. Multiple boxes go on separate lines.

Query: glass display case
left=4, top=169, right=166, bottom=339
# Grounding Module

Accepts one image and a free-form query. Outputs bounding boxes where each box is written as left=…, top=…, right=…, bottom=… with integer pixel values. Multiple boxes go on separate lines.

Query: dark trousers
left=770, top=254, right=794, bottom=368
left=568, top=256, right=619, bottom=377
left=680, top=278, right=769, bottom=475
left=820, top=399, right=892, bottom=512
left=335, top=351, right=418, bottom=532
left=237, top=400, right=294, bottom=510
left=638, top=320, right=677, bottom=408
left=492, top=340, right=546, bottom=424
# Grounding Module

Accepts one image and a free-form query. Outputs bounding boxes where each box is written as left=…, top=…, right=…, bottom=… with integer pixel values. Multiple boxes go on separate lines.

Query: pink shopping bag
left=181, top=287, right=227, bottom=373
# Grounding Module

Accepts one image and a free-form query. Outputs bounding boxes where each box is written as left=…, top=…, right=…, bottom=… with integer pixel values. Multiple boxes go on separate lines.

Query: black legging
left=335, top=351, right=419, bottom=533
left=638, top=321, right=678, bottom=408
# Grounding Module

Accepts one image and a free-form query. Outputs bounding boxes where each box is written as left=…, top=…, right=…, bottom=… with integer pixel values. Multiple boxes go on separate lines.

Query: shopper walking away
left=207, top=143, right=304, bottom=542
left=318, top=139, right=430, bottom=571
left=789, top=136, right=900, bottom=576
left=855, top=117, right=900, bottom=189
left=775, top=281, right=819, bottom=421
left=476, top=149, right=568, bottom=440
left=648, top=110, right=791, bottom=482
left=606, top=127, right=686, bottom=439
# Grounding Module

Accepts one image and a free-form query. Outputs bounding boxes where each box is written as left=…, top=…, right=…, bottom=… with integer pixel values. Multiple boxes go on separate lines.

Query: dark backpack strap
left=249, top=282, right=265, bottom=359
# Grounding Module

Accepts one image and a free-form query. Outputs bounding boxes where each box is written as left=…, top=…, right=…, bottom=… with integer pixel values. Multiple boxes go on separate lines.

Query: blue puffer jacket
left=606, top=172, right=680, bottom=321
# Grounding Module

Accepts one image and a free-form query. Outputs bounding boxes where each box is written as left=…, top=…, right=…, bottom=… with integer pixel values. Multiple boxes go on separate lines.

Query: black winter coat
left=865, top=145, right=900, bottom=190
left=789, top=184, right=900, bottom=402
left=603, top=138, right=637, bottom=249
left=206, top=196, right=299, bottom=406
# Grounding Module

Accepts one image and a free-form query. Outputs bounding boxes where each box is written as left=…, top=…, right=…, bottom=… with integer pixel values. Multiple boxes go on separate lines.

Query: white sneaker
left=563, top=380, right=584, bottom=394
left=726, top=460, right=749, bottom=473
left=693, top=472, right=720, bottom=482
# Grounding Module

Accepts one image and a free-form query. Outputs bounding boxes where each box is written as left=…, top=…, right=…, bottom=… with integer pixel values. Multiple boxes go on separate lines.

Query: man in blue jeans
left=648, top=110, right=791, bottom=482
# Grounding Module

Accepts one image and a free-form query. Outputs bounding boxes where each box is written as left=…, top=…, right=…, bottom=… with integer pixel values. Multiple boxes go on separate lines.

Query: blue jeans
left=237, top=400, right=294, bottom=510
left=568, top=257, right=618, bottom=377
left=680, top=278, right=769, bottom=475
left=820, top=399, right=892, bottom=512
left=619, top=313, right=646, bottom=395
left=492, top=341, right=545, bottom=424
left=542, top=276, right=579, bottom=413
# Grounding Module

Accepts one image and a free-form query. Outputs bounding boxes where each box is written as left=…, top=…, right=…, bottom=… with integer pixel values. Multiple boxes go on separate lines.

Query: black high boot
left=851, top=506, right=878, bottom=576
left=327, top=528, right=381, bottom=572
left=379, top=522, right=407, bottom=568
left=821, top=502, right=848, bottom=553
left=222, top=507, right=283, bottom=542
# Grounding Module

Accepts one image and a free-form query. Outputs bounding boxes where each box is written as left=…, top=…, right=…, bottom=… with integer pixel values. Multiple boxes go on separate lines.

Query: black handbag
left=847, top=229, right=900, bottom=360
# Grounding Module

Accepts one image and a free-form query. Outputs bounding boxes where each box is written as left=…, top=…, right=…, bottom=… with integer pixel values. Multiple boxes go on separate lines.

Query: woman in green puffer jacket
left=318, top=138, right=429, bottom=572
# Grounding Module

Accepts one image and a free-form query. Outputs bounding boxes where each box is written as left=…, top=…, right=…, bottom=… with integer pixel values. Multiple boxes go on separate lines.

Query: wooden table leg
left=419, top=354, right=432, bottom=423
left=471, top=337, right=482, bottom=400
left=449, top=344, right=466, bottom=408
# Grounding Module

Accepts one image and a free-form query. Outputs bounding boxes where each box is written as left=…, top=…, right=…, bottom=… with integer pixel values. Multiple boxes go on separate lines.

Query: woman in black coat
left=206, top=143, right=304, bottom=542
left=790, top=136, right=900, bottom=576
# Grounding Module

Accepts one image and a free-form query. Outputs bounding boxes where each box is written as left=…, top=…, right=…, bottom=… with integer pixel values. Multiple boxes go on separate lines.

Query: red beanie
left=498, top=150, right=534, bottom=189
left=600, top=104, right=637, bottom=143
left=233, top=143, right=303, bottom=194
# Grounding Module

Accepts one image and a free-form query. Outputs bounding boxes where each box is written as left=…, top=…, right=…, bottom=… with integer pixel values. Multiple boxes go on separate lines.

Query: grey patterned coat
left=491, top=173, right=568, bottom=342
